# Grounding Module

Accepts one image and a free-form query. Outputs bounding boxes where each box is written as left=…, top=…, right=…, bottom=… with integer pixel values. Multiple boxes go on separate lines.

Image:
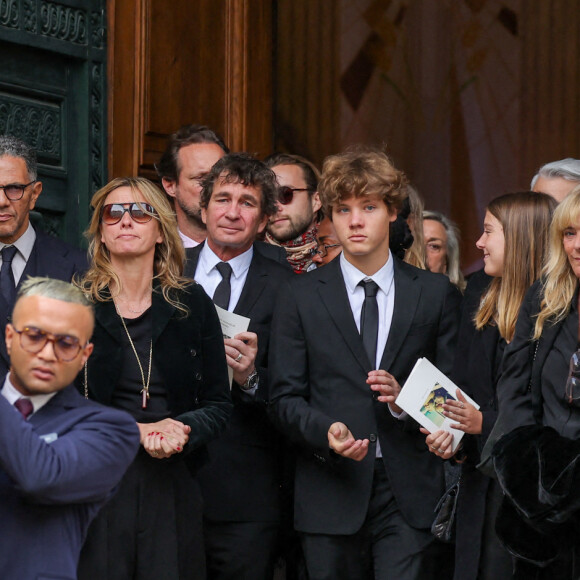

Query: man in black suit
left=0, top=136, right=87, bottom=383
left=184, top=153, right=291, bottom=580
left=269, top=148, right=462, bottom=580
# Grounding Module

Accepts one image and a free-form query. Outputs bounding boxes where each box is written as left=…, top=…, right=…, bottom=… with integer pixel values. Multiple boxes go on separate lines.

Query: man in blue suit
left=0, top=277, right=140, bottom=580
left=0, top=136, right=88, bottom=383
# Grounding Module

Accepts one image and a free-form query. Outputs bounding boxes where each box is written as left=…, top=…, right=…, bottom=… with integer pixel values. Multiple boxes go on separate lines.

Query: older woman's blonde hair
left=78, top=177, right=188, bottom=313
left=534, top=184, right=580, bottom=338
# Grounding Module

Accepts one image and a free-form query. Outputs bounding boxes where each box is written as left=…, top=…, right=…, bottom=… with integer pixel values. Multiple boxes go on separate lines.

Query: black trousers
left=78, top=450, right=206, bottom=580
left=301, top=459, right=436, bottom=580
left=204, top=519, right=279, bottom=580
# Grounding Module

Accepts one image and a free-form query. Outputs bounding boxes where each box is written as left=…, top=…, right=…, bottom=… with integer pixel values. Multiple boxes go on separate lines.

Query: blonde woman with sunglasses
left=76, top=177, right=231, bottom=580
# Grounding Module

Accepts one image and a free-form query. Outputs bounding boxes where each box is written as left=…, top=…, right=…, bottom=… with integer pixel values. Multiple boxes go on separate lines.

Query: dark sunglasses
left=278, top=186, right=311, bottom=205
left=101, top=202, right=157, bottom=225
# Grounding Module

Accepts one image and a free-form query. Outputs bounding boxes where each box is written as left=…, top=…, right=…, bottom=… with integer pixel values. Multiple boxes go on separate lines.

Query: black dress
left=77, top=282, right=231, bottom=580
left=451, top=270, right=513, bottom=580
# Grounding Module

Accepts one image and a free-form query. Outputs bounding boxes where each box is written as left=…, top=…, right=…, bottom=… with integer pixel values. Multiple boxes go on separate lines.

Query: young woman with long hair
left=424, top=191, right=556, bottom=580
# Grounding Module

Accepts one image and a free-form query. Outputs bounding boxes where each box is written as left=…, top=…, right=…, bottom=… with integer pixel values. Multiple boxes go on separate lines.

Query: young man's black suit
left=269, top=256, right=461, bottom=579
left=185, top=242, right=292, bottom=579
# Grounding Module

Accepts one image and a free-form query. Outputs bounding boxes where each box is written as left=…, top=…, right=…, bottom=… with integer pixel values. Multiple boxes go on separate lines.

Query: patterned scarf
left=265, top=223, right=319, bottom=274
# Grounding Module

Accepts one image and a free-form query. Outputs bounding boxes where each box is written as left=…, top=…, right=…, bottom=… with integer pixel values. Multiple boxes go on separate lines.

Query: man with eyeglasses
left=264, top=153, right=323, bottom=273
left=312, top=216, right=342, bottom=267
left=0, top=135, right=87, bottom=384
left=0, top=277, right=139, bottom=579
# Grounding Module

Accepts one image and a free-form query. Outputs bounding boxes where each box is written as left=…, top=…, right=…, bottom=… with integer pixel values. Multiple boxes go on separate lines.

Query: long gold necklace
left=116, top=303, right=153, bottom=409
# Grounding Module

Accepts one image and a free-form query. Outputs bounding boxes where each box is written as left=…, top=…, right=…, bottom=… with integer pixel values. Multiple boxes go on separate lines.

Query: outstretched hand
left=327, top=422, right=369, bottom=461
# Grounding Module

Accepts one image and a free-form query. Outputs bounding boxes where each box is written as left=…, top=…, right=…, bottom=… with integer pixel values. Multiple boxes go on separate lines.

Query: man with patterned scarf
left=264, top=153, right=323, bottom=273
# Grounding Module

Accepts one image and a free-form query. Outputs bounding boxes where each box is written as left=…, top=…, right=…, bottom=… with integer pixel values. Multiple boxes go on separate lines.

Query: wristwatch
left=241, top=369, right=259, bottom=391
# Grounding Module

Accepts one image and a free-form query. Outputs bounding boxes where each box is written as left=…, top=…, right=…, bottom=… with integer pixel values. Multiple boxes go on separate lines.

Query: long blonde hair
left=403, top=185, right=426, bottom=269
left=78, top=177, right=189, bottom=313
left=474, top=192, right=556, bottom=342
left=534, top=185, right=580, bottom=339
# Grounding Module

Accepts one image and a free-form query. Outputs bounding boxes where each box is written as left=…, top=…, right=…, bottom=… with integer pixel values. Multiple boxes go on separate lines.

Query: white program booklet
left=214, top=305, right=250, bottom=388
left=395, top=357, right=479, bottom=452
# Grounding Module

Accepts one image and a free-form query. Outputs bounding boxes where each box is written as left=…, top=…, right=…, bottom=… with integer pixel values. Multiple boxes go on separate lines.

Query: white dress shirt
left=0, top=223, right=36, bottom=285
left=340, top=251, right=400, bottom=456
left=194, top=243, right=253, bottom=312
left=1, top=374, right=56, bottom=416
left=340, top=251, right=395, bottom=369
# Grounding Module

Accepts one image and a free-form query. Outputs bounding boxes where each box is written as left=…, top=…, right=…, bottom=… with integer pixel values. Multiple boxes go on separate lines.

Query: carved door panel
left=0, top=0, right=107, bottom=246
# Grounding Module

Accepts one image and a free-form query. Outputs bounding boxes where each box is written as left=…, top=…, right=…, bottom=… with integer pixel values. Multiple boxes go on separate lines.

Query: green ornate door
left=0, top=0, right=107, bottom=246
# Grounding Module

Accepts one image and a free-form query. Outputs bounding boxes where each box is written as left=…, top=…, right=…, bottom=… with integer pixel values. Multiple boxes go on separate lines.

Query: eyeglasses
left=101, top=202, right=157, bottom=225
left=565, top=349, right=580, bottom=407
left=12, top=326, right=85, bottom=362
left=0, top=181, right=36, bottom=201
left=315, top=243, right=342, bottom=258
left=278, top=186, right=311, bottom=205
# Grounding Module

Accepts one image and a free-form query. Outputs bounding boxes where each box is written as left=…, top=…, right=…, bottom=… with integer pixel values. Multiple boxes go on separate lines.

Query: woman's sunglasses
left=101, top=202, right=157, bottom=225
left=278, top=186, right=311, bottom=205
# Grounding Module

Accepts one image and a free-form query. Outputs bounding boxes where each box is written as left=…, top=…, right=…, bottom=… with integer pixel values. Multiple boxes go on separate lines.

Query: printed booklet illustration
left=395, top=357, right=479, bottom=452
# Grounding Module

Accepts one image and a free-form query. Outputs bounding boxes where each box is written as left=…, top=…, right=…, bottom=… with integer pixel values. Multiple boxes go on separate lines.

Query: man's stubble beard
left=267, top=211, right=314, bottom=244
left=177, top=197, right=206, bottom=230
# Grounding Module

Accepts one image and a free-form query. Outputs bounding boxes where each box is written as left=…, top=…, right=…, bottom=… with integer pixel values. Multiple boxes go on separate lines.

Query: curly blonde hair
left=534, top=184, right=580, bottom=339
left=77, top=177, right=189, bottom=313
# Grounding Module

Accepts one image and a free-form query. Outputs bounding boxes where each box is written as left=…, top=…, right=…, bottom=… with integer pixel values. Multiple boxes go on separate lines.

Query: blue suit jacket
left=0, top=228, right=88, bottom=381
left=0, top=384, right=139, bottom=580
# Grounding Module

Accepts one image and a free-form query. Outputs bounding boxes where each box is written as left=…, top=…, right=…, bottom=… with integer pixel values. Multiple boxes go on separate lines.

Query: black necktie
left=14, top=397, right=33, bottom=420
left=359, top=279, right=379, bottom=368
left=213, top=262, right=233, bottom=310
left=0, top=245, right=18, bottom=306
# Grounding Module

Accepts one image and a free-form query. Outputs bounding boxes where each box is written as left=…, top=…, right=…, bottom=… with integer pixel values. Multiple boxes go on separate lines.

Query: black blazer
left=255, top=240, right=292, bottom=270
left=482, top=280, right=580, bottom=471
left=80, top=281, right=232, bottom=473
left=269, top=257, right=462, bottom=534
left=185, top=243, right=292, bottom=521
left=0, top=228, right=88, bottom=381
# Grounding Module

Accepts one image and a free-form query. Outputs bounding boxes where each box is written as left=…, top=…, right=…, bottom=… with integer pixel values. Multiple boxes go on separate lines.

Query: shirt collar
left=178, top=229, right=201, bottom=248
left=199, top=242, right=253, bottom=280
left=0, top=222, right=36, bottom=261
left=340, top=250, right=395, bottom=296
left=1, top=373, right=57, bottom=415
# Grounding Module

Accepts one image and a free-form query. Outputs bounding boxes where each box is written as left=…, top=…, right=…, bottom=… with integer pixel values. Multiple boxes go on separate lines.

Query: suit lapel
left=28, top=385, right=75, bottom=430
left=234, top=249, right=268, bottom=317
left=184, top=244, right=202, bottom=279
left=152, top=285, right=175, bottom=342
left=95, top=293, right=124, bottom=344
left=379, top=259, right=421, bottom=371
left=317, top=260, right=370, bottom=373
